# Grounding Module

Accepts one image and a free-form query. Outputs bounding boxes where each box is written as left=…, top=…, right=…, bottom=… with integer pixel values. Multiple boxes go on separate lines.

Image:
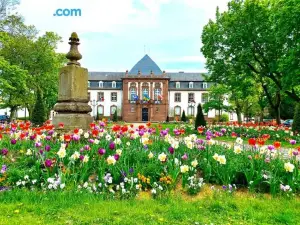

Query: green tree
left=203, top=84, right=230, bottom=121
left=31, top=88, right=46, bottom=126
left=0, top=15, right=66, bottom=118
left=0, top=57, right=30, bottom=119
left=201, top=0, right=300, bottom=124
left=112, top=110, right=118, bottom=122
left=195, top=103, right=206, bottom=129
left=181, top=110, right=187, bottom=122
left=292, top=103, right=300, bottom=133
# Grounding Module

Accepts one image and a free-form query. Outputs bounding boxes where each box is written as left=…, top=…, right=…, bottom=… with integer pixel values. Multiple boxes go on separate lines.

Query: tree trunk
left=236, top=108, right=242, bottom=124
left=9, top=106, right=17, bottom=121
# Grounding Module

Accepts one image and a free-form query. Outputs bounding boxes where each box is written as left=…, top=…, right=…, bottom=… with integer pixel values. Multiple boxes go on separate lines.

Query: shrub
left=112, top=110, right=118, bottom=122
left=195, top=103, right=206, bottom=129
left=31, top=88, right=46, bottom=126
left=292, top=103, right=300, bottom=133
left=181, top=110, right=187, bottom=122
left=220, top=114, right=229, bottom=122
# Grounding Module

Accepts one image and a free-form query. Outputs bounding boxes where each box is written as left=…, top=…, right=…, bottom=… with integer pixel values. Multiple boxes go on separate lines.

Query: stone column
left=52, top=32, right=93, bottom=132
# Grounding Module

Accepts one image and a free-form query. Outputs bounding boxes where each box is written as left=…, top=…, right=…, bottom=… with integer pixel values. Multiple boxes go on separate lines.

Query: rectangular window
left=154, top=88, right=161, bottom=100
left=188, top=93, right=194, bottom=102
left=98, top=92, right=104, bottom=101
left=202, top=93, right=208, bottom=103
left=112, top=81, right=116, bottom=88
left=176, top=82, right=180, bottom=88
left=174, top=93, right=181, bottom=102
left=111, top=92, right=117, bottom=102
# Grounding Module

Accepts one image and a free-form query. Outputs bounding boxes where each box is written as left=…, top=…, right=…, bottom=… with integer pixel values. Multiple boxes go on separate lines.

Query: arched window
left=174, top=106, right=181, bottom=116
left=97, top=105, right=104, bottom=116
left=176, top=82, right=180, bottom=88
left=203, top=82, right=207, bottom=89
left=99, top=81, right=103, bottom=88
left=187, top=106, right=195, bottom=117
left=112, top=81, right=116, bottom=88
left=189, top=82, right=193, bottom=88
left=110, top=105, right=117, bottom=115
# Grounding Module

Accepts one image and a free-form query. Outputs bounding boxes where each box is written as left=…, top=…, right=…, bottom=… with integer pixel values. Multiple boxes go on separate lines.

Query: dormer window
left=189, top=82, right=193, bottom=88
left=99, top=81, right=103, bottom=88
left=112, top=81, right=116, bottom=88
left=203, top=82, right=207, bottom=89
left=88, top=81, right=90, bottom=87
left=176, top=82, right=180, bottom=88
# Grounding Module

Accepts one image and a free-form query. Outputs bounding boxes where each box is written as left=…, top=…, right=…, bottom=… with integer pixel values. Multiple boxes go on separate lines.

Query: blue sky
left=16, top=0, right=228, bottom=72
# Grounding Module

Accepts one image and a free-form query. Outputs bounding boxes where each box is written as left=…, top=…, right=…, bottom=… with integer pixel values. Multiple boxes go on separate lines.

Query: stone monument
left=52, top=32, right=93, bottom=132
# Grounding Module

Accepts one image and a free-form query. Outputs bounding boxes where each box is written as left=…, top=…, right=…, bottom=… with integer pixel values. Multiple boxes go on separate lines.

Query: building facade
left=86, top=54, right=240, bottom=122
left=0, top=54, right=241, bottom=122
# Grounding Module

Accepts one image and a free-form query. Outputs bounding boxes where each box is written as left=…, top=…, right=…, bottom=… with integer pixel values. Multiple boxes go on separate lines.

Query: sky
left=16, top=0, right=228, bottom=72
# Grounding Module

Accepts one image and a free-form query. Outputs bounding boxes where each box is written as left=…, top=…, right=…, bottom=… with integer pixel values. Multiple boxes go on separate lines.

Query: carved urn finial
left=66, top=32, right=82, bottom=66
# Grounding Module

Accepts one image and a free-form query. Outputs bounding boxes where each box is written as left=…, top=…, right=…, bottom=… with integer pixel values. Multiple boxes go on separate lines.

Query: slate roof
left=129, top=54, right=163, bottom=75
left=88, top=54, right=208, bottom=81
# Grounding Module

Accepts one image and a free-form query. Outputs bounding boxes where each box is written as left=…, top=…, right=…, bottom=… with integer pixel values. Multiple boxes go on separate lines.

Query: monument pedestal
left=52, top=113, right=93, bottom=131
left=52, top=32, right=93, bottom=133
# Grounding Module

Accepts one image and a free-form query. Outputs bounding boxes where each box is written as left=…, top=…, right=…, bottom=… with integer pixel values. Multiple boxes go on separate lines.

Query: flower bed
left=0, top=121, right=299, bottom=198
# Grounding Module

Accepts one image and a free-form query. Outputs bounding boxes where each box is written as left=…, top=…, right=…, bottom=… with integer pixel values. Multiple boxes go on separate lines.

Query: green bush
left=112, top=110, right=118, bottom=122
left=181, top=110, right=187, bottom=122
left=219, top=113, right=229, bottom=122
left=292, top=103, right=300, bottom=133
left=31, top=89, right=46, bottom=126
left=195, top=103, right=206, bottom=129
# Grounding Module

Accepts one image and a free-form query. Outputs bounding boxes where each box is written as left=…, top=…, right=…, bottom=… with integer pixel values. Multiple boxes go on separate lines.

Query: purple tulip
left=168, top=147, right=174, bottom=154
left=129, top=167, right=134, bottom=173
left=39, top=149, right=44, bottom=155
left=109, top=142, right=115, bottom=150
left=267, top=145, right=275, bottom=151
left=79, top=155, right=84, bottom=161
left=98, top=148, right=106, bottom=155
left=0, top=164, right=7, bottom=174
left=84, top=145, right=91, bottom=150
left=30, top=135, right=35, bottom=140
left=1, top=148, right=8, bottom=155
left=35, top=142, right=42, bottom=148
left=45, top=159, right=52, bottom=167
left=45, top=145, right=51, bottom=152
left=182, top=153, right=188, bottom=160
left=290, top=140, right=296, bottom=145
left=45, top=136, right=52, bottom=141
left=114, top=154, right=120, bottom=161
left=10, top=139, right=16, bottom=145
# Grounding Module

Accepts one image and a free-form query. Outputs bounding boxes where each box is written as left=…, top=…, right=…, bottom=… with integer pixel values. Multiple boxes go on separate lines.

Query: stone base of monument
left=52, top=113, right=93, bottom=133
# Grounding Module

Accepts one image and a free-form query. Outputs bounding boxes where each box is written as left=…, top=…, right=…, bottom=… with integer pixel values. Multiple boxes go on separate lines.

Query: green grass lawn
left=0, top=189, right=299, bottom=225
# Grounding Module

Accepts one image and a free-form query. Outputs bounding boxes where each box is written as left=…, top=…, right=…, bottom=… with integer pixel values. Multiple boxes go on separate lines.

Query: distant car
left=283, top=119, right=293, bottom=127
left=0, top=115, right=9, bottom=123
